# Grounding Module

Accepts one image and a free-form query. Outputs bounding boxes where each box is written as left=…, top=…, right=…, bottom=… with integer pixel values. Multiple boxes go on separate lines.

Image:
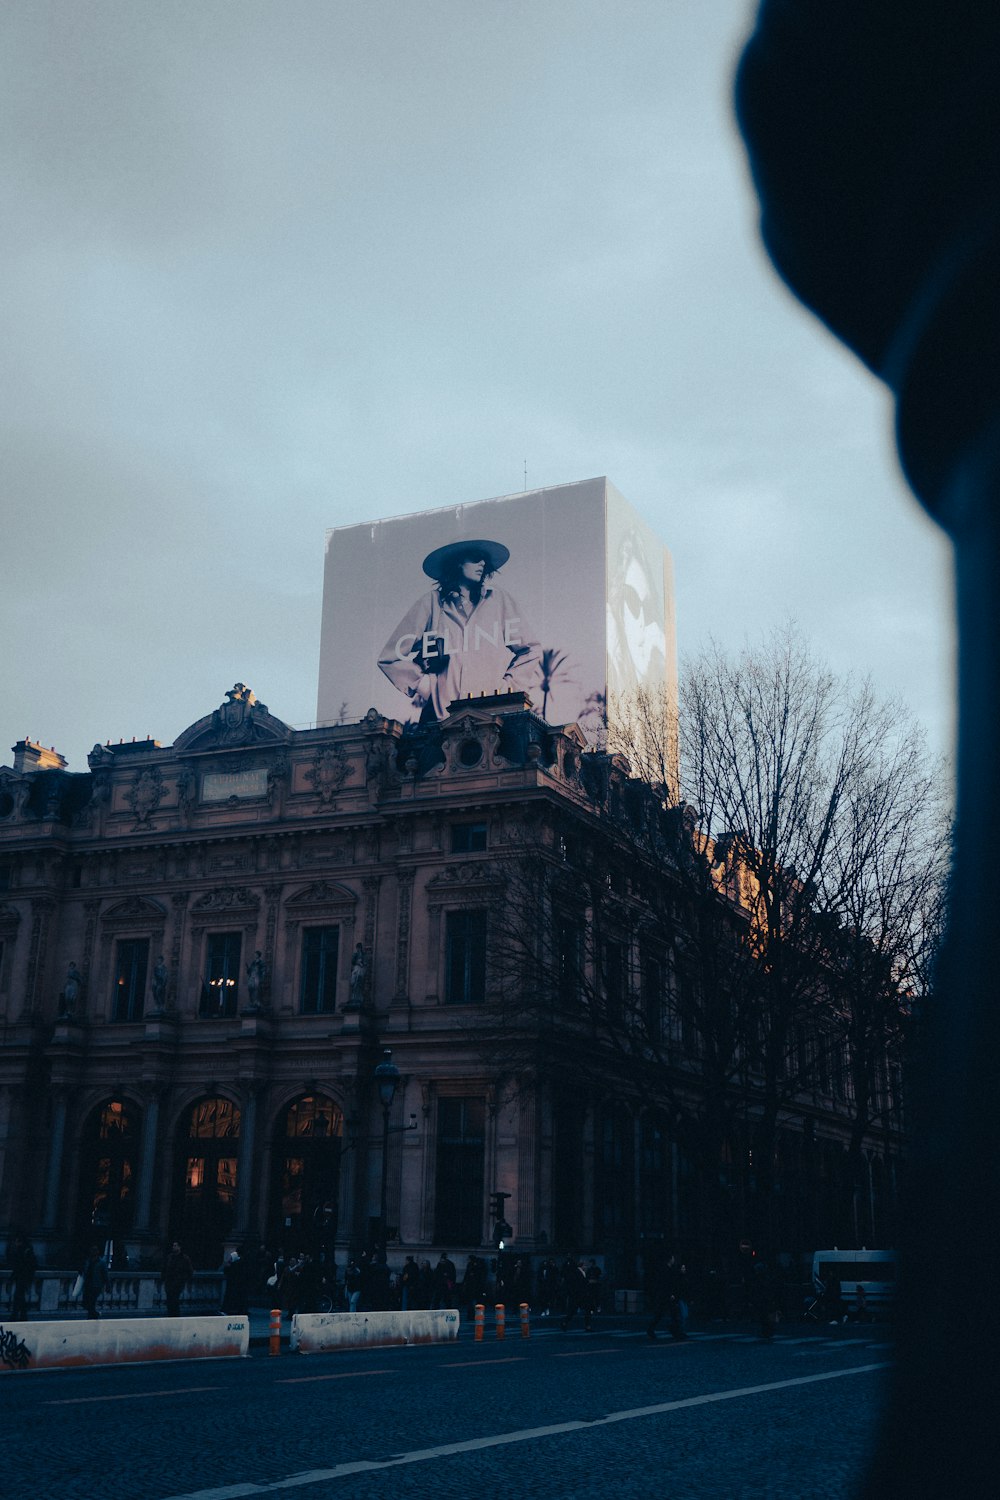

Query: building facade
left=0, top=683, right=904, bottom=1278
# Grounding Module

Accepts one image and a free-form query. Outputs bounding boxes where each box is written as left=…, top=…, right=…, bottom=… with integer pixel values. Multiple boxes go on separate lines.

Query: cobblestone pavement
left=2, top=1323, right=891, bottom=1500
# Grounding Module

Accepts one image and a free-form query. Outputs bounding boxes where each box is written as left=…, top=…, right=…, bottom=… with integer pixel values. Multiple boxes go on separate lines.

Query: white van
left=810, top=1249, right=896, bottom=1314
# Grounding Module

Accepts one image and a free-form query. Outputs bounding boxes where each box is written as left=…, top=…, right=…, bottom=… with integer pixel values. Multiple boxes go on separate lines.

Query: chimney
left=12, top=739, right=68, bottom=774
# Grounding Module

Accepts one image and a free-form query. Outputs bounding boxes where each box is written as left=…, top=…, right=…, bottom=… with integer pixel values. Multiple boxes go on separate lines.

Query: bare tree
left=676, top=629, right=949, bottom=1252
left=481, top=626, right=950, bottom=1262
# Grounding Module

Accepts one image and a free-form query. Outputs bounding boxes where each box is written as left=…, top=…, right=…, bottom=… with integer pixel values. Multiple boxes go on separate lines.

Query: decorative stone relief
left=286, top=881, right=355, bottom=906
left=126, top=766, right=164, bottom=828
left=176, top=766, right=196, bottom=825
left=211, top=683, right=268, bottom=747
left=305, top=745, right=350, bottom=806
left=266, top=754, right=290, bottom=809
left=394, top=870, right=414, bottom=1000
left=191, top=886, right=260, bottom=911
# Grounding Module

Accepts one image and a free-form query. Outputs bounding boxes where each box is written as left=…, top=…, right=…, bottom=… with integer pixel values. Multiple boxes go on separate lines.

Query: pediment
left=173, top=684, right=293, bottom=754
left=191, top=886, right=261, bottom=912
left=286, top=880, right=358, bottom=908
left=101, top=896, right=168, bottom=922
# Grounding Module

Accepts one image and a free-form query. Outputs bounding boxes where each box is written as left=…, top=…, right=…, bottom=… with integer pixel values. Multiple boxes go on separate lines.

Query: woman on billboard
left=378, top=539, right=541, bottom=722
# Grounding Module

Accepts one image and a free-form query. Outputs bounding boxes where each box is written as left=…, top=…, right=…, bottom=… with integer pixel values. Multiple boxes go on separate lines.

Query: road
left=3, top=1323, right=891, bottom=1499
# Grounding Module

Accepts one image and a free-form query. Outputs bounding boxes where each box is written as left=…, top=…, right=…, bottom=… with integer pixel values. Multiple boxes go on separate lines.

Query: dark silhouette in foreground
left=736, top=3, right=1000, bottom=1492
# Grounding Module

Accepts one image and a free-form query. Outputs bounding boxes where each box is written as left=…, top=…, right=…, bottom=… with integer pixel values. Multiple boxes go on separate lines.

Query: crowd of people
left=4, top=1235, right=880, bottom=1334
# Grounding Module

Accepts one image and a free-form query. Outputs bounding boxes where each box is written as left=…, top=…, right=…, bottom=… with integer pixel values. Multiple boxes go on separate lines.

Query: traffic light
left=489, top=1190, right=510, bottom=1220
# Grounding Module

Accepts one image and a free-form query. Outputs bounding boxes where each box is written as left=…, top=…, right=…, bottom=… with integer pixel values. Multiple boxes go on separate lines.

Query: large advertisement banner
left=317, top=477, right=674, bottom=742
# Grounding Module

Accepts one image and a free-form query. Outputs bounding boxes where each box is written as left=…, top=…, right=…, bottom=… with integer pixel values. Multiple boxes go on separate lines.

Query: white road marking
left=159, top=1361, right=889, bottom=1499
left=552, top=1349, right=624, bottom=1358
left=46, top=1385, right=221, bottom=1405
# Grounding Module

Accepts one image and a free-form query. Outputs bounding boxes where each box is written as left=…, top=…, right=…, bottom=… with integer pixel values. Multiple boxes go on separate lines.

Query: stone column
left=516, top=1093, right=537, bottom=1244
left=133, top=1089, right=162, bottom=1234
left=22, top=896, right=54, bottom=1020
left=169, top=891, right=191, bottom=1016
left=233, top=1086, right=260, bottom=1238
left=42, top=1090, right=68, bottom=1230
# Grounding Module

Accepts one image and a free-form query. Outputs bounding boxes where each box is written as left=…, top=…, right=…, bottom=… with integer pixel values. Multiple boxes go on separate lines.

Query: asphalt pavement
left=1, top=1316, right=891, bottom=1500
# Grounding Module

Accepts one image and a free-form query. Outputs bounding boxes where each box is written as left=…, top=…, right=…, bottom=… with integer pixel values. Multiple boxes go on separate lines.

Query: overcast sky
left=1, top=0, right=954, bottom=774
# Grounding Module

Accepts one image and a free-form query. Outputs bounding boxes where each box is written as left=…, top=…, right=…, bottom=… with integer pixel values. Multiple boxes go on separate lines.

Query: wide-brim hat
left=422, top=538, right=510, bottom=580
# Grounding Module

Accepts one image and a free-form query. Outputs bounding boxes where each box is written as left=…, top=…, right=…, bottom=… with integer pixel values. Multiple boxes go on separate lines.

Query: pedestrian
left=345, top=1256, right=362, bottom=1312
left=432, top=1250, right=457, bottom=1309
left=416, top=1258, right=433, bottom=1309
left=825, top=1271, right=847, bottom=1326
left=399, top=1254, right=419, bottom=1311
left=537, top=1257, right=557, bottom=1317
left=280, top=1251, right=304, bottom=1315
left=460, top=1254, right=488, bottom=1319
left=585, top=1258, right=603, bottom=1318
left=7, top=1233, right=37, bottom=1322
left=560, top=1258, right=594, bottom=1332
left=369, top=1251, right=391, bottom=1310
left=676, top=1259, right=691, bottom=1335
left=646, top=1250, right=685, bottom=1341
left=80, top=1243, right=109, bottom=1320
left=557, top=1255, right=576, bottom=1318
left=754, top=1260, right=781, bottom=1342
left=162, top=1240, right=194, bottom=1317
left=220, top=1249, right=247, bottom=1315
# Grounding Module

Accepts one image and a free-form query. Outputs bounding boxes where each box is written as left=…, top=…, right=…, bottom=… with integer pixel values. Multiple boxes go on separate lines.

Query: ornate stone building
left=0, top=685, right=593, bottom=1269
left=0, top=683, right=904, bottom=1276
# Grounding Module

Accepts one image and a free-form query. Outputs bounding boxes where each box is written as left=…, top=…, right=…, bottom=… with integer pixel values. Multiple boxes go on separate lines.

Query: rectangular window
left=112, top=938, right=149, bottom=1022
left=451, top=821, right=487, bottom=854
left=200, top=931, right=241, bottom=1017
left=434, top=1096, right=486, bottom=1244
left=300, top=926, right=339, bottom=1014
left=604, top=939, right=625, bottom=1023
left=642, top=955, right=663, bottom=1044
left=445, top=909, right=487, bottom=1004
left=556, top=914, right=582, bottom=1007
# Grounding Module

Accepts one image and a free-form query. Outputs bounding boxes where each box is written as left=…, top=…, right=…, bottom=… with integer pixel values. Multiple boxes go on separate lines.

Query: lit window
left=200, top=933, right=241, bottom=1017
left=112, top=938, right=149, bottom=1022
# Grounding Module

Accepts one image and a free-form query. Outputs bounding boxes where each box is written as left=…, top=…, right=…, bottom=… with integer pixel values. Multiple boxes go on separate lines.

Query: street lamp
left=374, top=1048, right=400, bottom=1256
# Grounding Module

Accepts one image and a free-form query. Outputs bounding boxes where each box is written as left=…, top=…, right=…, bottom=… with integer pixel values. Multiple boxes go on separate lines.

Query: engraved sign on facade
left=201, top=768, right=269, bottom=803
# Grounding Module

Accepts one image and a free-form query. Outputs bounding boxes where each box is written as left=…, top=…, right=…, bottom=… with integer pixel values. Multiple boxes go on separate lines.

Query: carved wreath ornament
left=305, top=746, right=349, bottom=806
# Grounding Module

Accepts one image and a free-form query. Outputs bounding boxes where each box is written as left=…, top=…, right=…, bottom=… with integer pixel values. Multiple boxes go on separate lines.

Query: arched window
left=272, top=1095, right=343, bottom=1252
left=77, top=1099, right=140, bottom=1266
left=172, top=1097, right=241, bottom=1269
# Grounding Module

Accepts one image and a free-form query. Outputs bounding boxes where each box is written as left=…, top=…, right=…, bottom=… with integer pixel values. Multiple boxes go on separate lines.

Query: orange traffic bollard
left=269, top=1307, right=282, bottom=1356
left=474, top=1303, right=485, bottom=1342
left=495, top=1303, right=505, bottom=1340
left=520, top=1302, right=530, bottom=1339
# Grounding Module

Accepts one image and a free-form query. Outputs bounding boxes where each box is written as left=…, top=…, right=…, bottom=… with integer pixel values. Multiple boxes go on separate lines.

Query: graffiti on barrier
left=0, top=1325, right=31, bottom=1370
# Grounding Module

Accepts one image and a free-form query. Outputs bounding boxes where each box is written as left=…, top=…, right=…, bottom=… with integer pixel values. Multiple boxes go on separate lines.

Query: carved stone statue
left=151, top=955, right=168, bottom=1012
left=245, top=950, right=266, bottom=1010
left=348, top=943, right=368, bottom=1008
left=60, top=961, right=82, bottom=1018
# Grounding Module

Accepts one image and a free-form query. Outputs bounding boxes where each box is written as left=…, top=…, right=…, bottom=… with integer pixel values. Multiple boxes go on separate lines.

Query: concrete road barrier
left=0, top=1316, right=250, bottom=1372
left=291, top=1309, right=459, bottom=1353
